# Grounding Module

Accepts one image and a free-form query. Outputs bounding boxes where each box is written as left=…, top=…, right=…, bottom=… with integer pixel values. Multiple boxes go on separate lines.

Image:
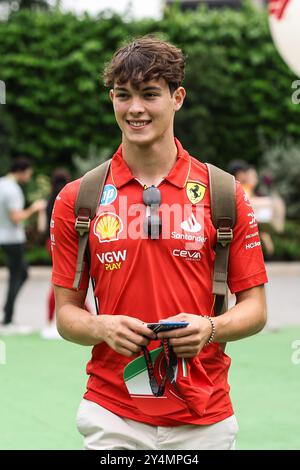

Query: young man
left=51, top=36, right=268, bottom=450
left=0, top=158, right=46, bottom=333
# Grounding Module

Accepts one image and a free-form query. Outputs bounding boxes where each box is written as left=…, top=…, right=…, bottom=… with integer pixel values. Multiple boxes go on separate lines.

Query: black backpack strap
left=73, top=159, right=111, bottom=290
left=206, top=163, right=236, bottom=316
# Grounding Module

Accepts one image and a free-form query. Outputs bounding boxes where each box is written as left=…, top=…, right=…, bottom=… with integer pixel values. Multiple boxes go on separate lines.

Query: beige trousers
left=76, top=399, right=239, bottom=450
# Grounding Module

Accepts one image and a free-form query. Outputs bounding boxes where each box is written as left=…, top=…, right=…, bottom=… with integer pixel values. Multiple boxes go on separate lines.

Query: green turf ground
left=0, top=327, right=299, bottom=450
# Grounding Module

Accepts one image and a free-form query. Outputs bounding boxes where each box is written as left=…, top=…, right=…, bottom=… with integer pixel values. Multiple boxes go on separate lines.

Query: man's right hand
left=99, top=315, right=157, bottom=358
left=9, top=199, right=47, bottom=224
left=54, top=285, right=156, bottom=355
left=30, top=199, right=47, bottom=214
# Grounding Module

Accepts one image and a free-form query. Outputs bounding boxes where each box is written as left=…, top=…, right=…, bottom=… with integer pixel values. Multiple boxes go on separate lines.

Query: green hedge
left=0, top=10, right=132, bottom=174
left=0, top=5, right=300, bottom=174
left=269, top=221, right=300, bottom=261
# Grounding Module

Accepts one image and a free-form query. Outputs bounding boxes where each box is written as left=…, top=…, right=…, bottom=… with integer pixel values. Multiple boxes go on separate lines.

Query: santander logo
left=180, top=213, right=202, bottom=233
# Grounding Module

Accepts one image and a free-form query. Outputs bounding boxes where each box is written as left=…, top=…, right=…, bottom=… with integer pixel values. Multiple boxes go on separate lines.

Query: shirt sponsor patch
left=100, top=184, right=117, bottom=205
left=172, top=249, right=202, bottom=261
left=96, top=250, right=126, bottom=271
left=247, top=212, right=258, bottom=227
left=186, top=181, right=206, bottom=204
left=245, top=231, right=259, bottom=240
left=245, top=241, right=261, bottom=250
left=94, top=212, right=123, bottom=243
left=180, top=213, right=202, bottom=233
left=171, top=231, right=207, bottom=244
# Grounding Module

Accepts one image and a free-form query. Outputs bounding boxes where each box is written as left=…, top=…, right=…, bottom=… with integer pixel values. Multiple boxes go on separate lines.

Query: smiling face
left=110, top=78, right=186, bottom=147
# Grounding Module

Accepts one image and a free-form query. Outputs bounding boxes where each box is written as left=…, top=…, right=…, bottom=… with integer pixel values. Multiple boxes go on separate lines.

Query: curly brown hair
left=103, top=35, right=186, bottom=95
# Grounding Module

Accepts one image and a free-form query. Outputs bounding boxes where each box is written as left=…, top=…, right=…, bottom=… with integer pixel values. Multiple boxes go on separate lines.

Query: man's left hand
left=156, top=313, right=213, bottom=358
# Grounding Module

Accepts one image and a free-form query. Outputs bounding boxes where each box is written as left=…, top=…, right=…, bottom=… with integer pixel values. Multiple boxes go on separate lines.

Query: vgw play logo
left=0, top=80, right=6, bottom=104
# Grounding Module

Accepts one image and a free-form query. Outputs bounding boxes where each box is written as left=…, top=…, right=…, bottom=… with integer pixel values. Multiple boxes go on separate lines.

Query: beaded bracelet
left=203, top=316, right=216, bottom=345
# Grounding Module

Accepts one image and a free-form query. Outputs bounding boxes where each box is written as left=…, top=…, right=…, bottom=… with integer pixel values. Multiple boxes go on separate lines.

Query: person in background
left=39, top=168, right=91, bottom=339
left=0, top=158, right=46, bottom=334
left=227, top=160, right=285, bottom=259
left=227, top=160, right=258, bottom=198
left=40, top=168, right=71, bottom=339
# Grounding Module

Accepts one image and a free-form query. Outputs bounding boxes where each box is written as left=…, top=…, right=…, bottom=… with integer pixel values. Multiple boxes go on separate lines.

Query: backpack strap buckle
left=216, top=217, right=234, bottom=247
left=75, top=208, right=91, bottom=236
left=217, top=226, right=233, bottom=247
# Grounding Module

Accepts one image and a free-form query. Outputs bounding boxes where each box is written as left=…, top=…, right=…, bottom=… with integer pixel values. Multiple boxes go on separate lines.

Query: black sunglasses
left=143, top=185, right=162, bottom=239
left=142, top=339, right=179, bottom=397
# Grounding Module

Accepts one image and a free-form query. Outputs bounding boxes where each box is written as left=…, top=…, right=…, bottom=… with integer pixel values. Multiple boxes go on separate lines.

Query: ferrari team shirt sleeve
left=227, top=182, right=268, bottom=294
left=50, top=180, right=89, bottom=291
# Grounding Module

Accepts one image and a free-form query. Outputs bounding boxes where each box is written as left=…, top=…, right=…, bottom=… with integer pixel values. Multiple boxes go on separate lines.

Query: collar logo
left=186, top=181, right=206, bottom=204
left=94, top=212, right=123, bottom=243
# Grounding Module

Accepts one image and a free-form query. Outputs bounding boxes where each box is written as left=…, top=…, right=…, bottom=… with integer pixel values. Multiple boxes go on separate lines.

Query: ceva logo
left=173, top=249, right=201, bottom=261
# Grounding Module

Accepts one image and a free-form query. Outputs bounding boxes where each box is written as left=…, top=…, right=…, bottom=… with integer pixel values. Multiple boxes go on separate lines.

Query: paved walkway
left=0, top=263, right=299, bottom=330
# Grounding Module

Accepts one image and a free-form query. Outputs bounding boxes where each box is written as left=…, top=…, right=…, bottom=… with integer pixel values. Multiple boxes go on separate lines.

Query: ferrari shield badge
left=186, top=181, right=206, bottom=204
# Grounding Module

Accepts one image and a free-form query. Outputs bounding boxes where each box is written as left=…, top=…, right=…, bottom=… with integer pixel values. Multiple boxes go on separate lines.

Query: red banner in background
left=269, top=0, right=290, bottom=19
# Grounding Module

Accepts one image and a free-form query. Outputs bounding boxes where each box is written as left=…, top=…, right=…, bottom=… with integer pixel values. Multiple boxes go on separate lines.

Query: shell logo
left=94, top=212, right=123, bottom=243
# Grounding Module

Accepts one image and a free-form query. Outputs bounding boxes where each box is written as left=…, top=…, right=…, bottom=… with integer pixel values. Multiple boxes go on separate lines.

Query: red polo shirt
left=51, top=138, right=267, bottom=426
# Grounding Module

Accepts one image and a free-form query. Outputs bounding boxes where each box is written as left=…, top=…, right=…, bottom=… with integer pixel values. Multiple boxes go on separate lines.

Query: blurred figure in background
left=0, top=158, right=46, bottom=334
left=227, top=160, right=257, bottom=195
left=39, top=168, right=71, bottom=339
left=39, top=168, right=92, bottom=339
left=228, top=160, right=286, bottom=259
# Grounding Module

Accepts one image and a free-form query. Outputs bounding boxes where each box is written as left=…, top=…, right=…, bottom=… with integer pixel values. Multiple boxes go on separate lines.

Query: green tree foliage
left=0, top=10, right=131, bottom=173
left=0, top=5, right=299, bottom=175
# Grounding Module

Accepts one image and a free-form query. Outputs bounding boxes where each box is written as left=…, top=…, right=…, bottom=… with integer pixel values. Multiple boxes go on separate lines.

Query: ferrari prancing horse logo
left=186, top=181, right=206, bottom=204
